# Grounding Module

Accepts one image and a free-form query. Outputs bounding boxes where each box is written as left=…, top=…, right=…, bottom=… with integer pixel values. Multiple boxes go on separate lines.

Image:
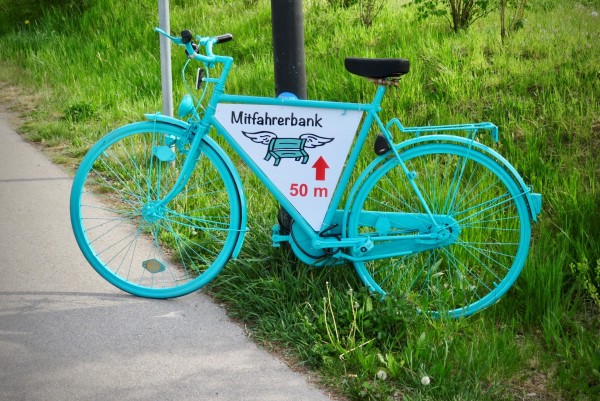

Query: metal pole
left=271, top=0, right=307, bottom=99
left=158, top=0, right=173, bottom=117
left=271, top=0, right=307, bottom=233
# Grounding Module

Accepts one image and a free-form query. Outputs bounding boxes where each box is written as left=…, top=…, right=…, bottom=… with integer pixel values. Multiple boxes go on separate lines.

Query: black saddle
left=345, top=58, right=410, bottom=79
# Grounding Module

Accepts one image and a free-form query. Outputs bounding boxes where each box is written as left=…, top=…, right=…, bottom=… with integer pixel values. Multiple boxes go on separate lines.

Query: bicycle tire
left=70, top=121, right=243, bottom=298
left=349, top=143, right=532, bottom=317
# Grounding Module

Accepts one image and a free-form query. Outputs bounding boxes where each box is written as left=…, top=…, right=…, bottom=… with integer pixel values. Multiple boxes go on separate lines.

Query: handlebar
left=154, top=27, right=233, bottom=65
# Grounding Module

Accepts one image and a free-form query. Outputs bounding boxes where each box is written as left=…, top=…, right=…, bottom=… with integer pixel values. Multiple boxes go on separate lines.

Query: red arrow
left=312, top=156, right=329, bottom=181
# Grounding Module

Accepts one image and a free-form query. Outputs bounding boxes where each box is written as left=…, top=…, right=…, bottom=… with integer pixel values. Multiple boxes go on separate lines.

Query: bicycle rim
left=349, top=143, right=532, bottom=317
left=70, top=121, right=242, bottom=298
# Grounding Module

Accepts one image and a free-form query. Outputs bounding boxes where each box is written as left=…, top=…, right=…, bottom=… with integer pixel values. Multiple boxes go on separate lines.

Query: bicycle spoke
left=350, top=143, right=531, bottom=317
left=71, top=123, right=240, bottom=298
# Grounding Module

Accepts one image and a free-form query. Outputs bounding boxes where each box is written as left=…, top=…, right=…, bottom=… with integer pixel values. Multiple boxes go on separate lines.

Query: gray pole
left=158, top=0, right=173, bottom=117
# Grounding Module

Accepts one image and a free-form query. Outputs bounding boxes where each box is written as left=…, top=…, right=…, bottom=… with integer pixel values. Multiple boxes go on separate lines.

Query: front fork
left=143, top=121, right=209, bottom=215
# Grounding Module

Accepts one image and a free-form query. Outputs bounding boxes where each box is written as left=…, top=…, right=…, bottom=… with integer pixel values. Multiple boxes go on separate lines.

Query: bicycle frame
left=68, top=28, right=543, bottom=313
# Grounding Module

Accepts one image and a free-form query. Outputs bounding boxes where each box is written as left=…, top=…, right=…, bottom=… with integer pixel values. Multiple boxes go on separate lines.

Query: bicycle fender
left=144, top=113, right=191, bottom=130
left=349, top=135, right=541, bottom=223
left=144, top=113, right=248, bottom=258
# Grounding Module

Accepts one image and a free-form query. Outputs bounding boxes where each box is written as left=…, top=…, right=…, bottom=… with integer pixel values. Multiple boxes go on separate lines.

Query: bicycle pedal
left=152, top=146, right=176, bottom=162
left=374, top=134, right=391, bottom=155
left=271, top=224, right=290, bottom=247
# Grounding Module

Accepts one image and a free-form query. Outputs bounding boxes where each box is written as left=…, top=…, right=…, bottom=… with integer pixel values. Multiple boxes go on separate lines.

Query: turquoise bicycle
left=70, top=28, right=542, bottom=317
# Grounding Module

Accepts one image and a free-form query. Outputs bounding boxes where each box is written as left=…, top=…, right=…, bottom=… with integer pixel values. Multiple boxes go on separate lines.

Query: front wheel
left=70, top=121, right=243, bottom=298
left=348, top=143, right=532, bottom=317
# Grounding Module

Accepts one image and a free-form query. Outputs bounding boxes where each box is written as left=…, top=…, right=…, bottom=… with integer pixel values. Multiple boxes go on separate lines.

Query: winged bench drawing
left=242, top=130, right=334, bottom=166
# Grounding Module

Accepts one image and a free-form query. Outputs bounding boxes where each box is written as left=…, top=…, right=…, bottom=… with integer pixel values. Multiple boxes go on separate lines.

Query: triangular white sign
left=215, top=103, right=363, bottom=230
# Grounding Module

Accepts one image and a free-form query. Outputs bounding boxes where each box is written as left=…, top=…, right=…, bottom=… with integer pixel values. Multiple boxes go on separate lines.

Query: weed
left=570, top=258, right=600, bottom=309
left=63, top=101, right=95, bottom=122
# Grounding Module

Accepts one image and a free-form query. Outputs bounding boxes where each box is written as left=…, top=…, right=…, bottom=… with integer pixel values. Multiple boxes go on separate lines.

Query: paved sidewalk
left=0, top=109, right=333, bottom=401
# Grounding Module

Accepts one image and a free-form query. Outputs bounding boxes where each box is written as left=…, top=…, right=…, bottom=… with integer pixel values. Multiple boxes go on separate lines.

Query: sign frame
left=214, top=102, right=364, bottom=231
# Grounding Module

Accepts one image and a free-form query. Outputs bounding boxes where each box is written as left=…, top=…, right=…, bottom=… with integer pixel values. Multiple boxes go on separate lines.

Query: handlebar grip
left=215, top=33, right=233, bottom=44
left=181, top=30, right=193, bottom=44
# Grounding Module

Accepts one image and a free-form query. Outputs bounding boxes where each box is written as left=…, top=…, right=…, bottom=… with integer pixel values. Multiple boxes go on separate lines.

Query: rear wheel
left=70, top=122, right=242, bottom=298
left=349, top=143, right=532, bottom=317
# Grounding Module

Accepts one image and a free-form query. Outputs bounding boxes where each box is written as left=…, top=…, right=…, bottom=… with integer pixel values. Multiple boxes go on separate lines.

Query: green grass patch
left=1, top=0, right=599, bottom=399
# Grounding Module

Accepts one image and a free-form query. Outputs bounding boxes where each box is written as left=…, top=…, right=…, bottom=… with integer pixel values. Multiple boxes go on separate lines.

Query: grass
left=1, top=0, right=599, bottom=399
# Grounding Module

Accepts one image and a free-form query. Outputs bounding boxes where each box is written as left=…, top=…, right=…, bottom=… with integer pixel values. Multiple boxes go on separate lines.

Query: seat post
left=372, top=84, right=388, bottom=108
left=369, top=77, right=401, bottom=87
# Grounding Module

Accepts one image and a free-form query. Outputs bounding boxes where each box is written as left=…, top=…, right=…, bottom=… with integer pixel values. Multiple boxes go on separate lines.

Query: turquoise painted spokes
left=350, top=143, right=532, bottom=317
left=70, top=122, right=242, bottom=298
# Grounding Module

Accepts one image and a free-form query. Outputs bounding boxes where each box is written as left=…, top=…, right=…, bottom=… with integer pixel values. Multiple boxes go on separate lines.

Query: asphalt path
left=0, top=108, right=333, bottom=401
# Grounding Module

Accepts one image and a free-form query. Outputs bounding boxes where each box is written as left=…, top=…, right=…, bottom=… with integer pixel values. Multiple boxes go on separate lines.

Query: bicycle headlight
left=177, top=94, right=195, bottom=118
